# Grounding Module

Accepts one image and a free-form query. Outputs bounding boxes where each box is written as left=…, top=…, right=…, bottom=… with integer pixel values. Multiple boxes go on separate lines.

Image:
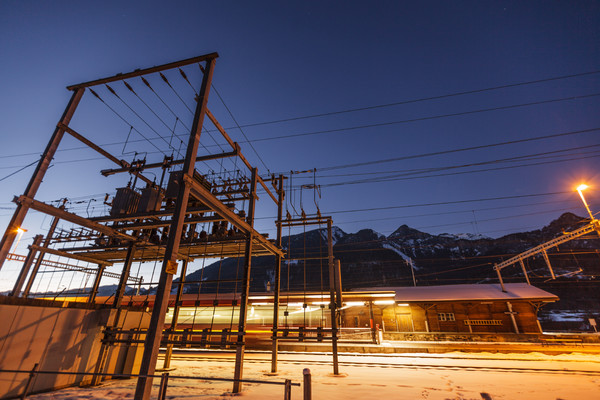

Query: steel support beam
left=519, top=259, right=531, bottom=285
left=334, top=259, right=343, bottom=308
left=10, top=235, right=43, bottom=297
left=185, top=175, right=283, bottom=257
left=541, top=249, right=556, bottom=279
left=113, top=243, right=137, bottom=308
left=67, top=52, right=219, bottom=90
left=495, top=265, right=507, bottom=292
left=116, top=214, right=225, bottom=231
left=30, top=244, right=113, bottom=266
left=22, top=212, right=61, bottom=297
left=134, top=55, right=217, bottom=400
left=0, top=88, right=84, bottom=271
left=16, top=196, right=135, bottom=241
left=271, top=175, right=284, bottom=373
left=204, top=109, right=278, bottom=204
left=327, top=218, right=340, bottom=375
left=101, top=150, right=238, bottom=176
left=60, top=124, right=154, bottom=186
left=163, top=259, right=188, bottom=369
left=89, top=205, right=211, bottom=223
left=233, top=168, right=257, bottom=393
left=88, top=264, right=106, bottom=303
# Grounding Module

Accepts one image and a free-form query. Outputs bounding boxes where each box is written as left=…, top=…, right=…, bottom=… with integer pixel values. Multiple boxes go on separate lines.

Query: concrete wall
left=0, top=300, right=149, bottom=399
left=0, top=301, right=111, bottom=398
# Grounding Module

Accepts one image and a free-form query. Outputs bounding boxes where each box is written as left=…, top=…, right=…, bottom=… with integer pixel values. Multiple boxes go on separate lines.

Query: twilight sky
left=1, top=0, right=599, bottom=249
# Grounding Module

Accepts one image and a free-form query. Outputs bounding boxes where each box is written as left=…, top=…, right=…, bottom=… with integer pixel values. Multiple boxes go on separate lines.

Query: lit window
left=437, top=313, right=455, bottom=321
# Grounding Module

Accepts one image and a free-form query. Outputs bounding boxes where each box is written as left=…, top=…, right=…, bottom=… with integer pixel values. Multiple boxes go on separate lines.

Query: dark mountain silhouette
left=181, top=212, right=600, bottom=330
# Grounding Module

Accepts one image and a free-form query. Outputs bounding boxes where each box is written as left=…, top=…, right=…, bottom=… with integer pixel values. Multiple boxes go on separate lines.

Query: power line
left=210, top=83, right=271, bottom=173
left=218, top=69, right=600, bottom=129
left=319, top=146, right=600, bottom=188
left=104, top=84, right=175, bottom=156
left=0, top=158, right=40, bottom=182
left=247, top=92, right=600, bottom=145
left=89, top=88, right=166, bottom=155
left=256, top=198, right=580, bottom=228
left=316, top=127, right=600, bottom=172
left=325, top=191, right=570, bottom=215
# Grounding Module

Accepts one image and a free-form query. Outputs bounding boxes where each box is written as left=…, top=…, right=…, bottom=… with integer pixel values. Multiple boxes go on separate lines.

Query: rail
left=0, top=366, right=307, bottom=400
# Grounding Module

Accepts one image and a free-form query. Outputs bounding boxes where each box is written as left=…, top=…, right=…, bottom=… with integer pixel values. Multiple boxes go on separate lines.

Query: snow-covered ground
left=27, top=350, right=600, bottom=399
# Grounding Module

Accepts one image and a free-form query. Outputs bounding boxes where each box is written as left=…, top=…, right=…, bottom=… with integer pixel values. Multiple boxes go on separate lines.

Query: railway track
left=162, top=352, right=600, bottom=376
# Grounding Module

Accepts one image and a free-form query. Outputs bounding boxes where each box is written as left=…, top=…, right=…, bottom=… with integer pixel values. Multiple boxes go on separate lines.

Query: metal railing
left=0, top=365, right=308, bottom=400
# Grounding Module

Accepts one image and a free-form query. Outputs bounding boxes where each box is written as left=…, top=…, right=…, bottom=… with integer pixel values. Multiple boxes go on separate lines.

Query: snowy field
left=27, top=351, right=600, bottom=400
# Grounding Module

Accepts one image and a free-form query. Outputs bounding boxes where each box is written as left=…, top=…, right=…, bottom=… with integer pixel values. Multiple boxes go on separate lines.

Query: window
left=437, top=312, right=455, bottom=322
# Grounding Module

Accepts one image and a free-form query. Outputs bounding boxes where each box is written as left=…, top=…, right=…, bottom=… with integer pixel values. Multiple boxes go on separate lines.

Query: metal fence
left=0, top=365, right=308, bottom=400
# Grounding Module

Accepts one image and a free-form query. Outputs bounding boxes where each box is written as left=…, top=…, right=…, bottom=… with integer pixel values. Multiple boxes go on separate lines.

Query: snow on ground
left=27, top=351, right=600, bottom=400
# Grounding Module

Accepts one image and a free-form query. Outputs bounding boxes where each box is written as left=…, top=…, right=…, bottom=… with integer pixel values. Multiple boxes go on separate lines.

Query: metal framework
left=494, top=218, right=600, bottom=291
left=271, top=216, right=343, bottom=375
left=0, top=53, right=284, bottom=399
left=0, top=52, right=353, bottom=400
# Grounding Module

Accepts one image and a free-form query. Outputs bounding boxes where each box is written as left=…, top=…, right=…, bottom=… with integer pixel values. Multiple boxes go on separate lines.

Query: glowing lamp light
left=576, top=183, right=595, bottom=221
left=12, top=227, right=27, bottom=253
left=373, top=300, right=396, bottom=305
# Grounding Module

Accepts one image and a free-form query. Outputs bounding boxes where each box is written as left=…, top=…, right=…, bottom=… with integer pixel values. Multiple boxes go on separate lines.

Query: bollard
left=20, top=363, right=39, bottom=400
left=303, top=368, right=312, bottom=400
left=157, top=372, right=169, bottom=400
left=284, top=379, right=292, bottom=400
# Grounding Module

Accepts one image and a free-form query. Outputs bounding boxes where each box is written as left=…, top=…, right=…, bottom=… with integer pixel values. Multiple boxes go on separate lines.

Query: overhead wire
left=316, top=145, right=600, bottom=188
left=162, top=68, right=243, bottom=178
left=175, top=67, right=239, bottom=176
left=242, top=92, right=600, bottom=145
left=0, top=158, right=40, bottom=182
left=197, top=63, right=271, bottom=174
left=218, top=69, right=600, bottom=129
left=321, top=191, right=571, bottom=216
left=104, top=84, right=177, bottom=156
left=89, top=88, right=166, bottom=155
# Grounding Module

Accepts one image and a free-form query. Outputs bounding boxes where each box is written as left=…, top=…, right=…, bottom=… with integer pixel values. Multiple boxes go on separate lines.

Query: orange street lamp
left=576, top=184, right=595, bottom=221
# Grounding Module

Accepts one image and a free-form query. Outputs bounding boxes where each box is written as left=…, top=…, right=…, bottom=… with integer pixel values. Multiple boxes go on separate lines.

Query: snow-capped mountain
left=185, top=212, right=599, bottom=330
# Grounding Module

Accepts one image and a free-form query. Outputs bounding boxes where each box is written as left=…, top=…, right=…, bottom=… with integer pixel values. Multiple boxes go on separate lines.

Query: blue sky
left=1, top=0, right=599, bottom=252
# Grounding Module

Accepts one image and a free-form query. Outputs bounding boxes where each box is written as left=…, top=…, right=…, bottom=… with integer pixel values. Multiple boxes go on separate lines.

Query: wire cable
left=89, top=88, right=165, bottom=155
left=223, top=69, right=600, bottom=129
left=245, top=92, right=600, bottom=145
left=0, top=158, right=40, bottom=182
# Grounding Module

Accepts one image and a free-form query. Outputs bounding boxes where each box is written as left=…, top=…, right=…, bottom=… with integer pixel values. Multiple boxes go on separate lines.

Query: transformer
left=110, top=187, right=141, bottom=216
left=165, top=170, right=212, bottom=199
left=138, top=186, right=164, bottom=213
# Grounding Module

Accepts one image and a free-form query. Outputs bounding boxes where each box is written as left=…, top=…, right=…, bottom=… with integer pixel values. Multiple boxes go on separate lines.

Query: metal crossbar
left=7, top=252, right=142, bottom=284
left=494, top=221, right=600, bottom=271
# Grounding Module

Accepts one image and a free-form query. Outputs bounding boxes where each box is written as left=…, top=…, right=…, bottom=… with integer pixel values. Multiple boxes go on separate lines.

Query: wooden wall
left=341, top=300, right=543, bottom=334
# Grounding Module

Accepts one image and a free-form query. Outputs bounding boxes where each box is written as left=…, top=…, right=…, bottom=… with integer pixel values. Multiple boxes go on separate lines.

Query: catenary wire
left=245, top=92, right=600, bottom=146
left=218, top=69, right=600, bottom=129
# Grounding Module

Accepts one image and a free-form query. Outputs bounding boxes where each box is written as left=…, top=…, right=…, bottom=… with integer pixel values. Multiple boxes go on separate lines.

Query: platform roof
left=353, top=283, right=558, bottom=303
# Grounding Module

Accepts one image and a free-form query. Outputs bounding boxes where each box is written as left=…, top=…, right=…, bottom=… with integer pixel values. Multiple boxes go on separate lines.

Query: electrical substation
left=0, top=53, right=350, bottom=399
left=1, top=51, right=592, bottom=400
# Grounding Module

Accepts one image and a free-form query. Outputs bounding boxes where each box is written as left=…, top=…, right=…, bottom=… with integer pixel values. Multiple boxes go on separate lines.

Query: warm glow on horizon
left=576, top=184, right=589, bottom=192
